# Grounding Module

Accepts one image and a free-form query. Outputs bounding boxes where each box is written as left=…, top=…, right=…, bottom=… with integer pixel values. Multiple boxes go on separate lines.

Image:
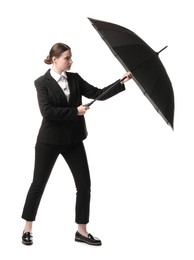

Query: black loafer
left=22, top=231, right=33, bottom=245
left=75, top=231, right=102, bottom=246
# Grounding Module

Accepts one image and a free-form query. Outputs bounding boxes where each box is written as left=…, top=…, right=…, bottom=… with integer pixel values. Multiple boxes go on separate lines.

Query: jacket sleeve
left=35, top=79, right=78, bottom=121
left=76, top=73, right=126, bottom=100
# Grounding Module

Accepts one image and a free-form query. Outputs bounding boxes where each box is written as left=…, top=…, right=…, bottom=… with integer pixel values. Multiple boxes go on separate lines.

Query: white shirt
left=50, top=69, right=70, bottom=102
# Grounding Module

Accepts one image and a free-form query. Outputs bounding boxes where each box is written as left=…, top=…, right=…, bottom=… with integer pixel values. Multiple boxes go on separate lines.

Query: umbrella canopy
left=88, top=17, right=175, bottom=129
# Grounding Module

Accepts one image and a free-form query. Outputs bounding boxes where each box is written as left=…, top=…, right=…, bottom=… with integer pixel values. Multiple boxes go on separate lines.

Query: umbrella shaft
left=85, top=78, right=125, bottom=107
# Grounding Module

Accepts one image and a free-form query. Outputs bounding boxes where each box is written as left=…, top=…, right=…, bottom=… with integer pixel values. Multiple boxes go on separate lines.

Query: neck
left=52, top=66, right=63, bottom=75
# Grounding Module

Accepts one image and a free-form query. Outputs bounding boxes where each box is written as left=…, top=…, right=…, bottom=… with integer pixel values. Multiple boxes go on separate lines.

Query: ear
left=52, top=57, right=57, bottom=63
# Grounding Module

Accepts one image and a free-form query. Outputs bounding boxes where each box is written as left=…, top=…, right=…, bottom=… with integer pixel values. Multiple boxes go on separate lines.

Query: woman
left=21, top=42, right=132, bottom=246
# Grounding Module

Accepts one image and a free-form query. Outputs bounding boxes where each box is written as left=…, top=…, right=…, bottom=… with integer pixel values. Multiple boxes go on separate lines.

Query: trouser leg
left=21, top=143, right=59, bottom=221
left=61, top=142, right=91, bottom=224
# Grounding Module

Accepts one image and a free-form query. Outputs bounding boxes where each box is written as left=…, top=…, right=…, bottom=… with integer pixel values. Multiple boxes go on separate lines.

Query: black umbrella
left=87, top=17, right=175, bottom=129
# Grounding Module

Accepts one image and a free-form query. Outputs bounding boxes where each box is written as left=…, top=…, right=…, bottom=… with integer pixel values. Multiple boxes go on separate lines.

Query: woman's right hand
left=77, top=105, right=89, bottom=116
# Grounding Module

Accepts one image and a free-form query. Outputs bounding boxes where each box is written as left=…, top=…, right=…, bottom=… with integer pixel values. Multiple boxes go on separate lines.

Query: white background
left=0, top=0, right=193, bottom=259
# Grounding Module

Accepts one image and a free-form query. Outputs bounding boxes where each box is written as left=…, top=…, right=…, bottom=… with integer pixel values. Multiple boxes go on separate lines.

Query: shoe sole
left=22, top=241, right=33, bottom=246
left=75, top=238, right=101, bottom=246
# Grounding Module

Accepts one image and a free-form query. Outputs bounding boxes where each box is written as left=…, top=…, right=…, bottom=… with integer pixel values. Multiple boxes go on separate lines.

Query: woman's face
left=52, top=49, right=73, bottom=73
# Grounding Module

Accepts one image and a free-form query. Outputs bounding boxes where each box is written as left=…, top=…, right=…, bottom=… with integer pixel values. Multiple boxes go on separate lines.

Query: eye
left=64, top=56, right=71, bottom=61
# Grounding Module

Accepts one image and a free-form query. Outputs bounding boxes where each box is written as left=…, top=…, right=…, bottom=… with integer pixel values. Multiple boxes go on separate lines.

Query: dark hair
left=44, top=43, right=71, bottom=64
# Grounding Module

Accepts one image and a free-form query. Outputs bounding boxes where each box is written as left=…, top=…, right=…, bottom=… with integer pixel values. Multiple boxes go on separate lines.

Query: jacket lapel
left=44, top=69, right=69, bottom=105
left=66, top=72, right=76, bottom=105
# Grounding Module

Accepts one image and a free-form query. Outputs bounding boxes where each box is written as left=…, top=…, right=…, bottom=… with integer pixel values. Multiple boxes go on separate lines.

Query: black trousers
left=21, top=141, right=91, bottom=224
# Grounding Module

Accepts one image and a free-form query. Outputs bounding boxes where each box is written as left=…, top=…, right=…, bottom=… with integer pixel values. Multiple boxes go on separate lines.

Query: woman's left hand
left=120, top=71, right=133, bottom=84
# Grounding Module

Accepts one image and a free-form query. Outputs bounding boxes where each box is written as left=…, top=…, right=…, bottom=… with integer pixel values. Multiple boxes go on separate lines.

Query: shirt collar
left=50, top=68, right=67, bottom=82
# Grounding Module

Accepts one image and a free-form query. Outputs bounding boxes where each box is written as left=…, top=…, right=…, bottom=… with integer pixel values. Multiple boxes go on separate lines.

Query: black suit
left=21, top=69, right=125, bottom=223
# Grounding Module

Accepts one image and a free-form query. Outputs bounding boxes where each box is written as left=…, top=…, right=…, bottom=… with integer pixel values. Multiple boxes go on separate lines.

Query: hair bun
left=44, top=55, right=52, bottom=64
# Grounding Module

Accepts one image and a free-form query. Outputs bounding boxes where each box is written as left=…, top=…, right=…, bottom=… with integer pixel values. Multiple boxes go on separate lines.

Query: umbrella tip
left=168, top=121, right=174, bottom=130
left=157, top=46, right=168, bottom=55
left=87, top=17, right=94, bottom=22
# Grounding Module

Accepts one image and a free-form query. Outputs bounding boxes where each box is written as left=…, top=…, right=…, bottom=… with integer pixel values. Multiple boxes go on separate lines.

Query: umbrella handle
left=85, top=100, right=95, bottom=106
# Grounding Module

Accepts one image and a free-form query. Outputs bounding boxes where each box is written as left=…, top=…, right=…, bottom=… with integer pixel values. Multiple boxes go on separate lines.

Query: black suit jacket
left=35, top=69, right=125, bottom=145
